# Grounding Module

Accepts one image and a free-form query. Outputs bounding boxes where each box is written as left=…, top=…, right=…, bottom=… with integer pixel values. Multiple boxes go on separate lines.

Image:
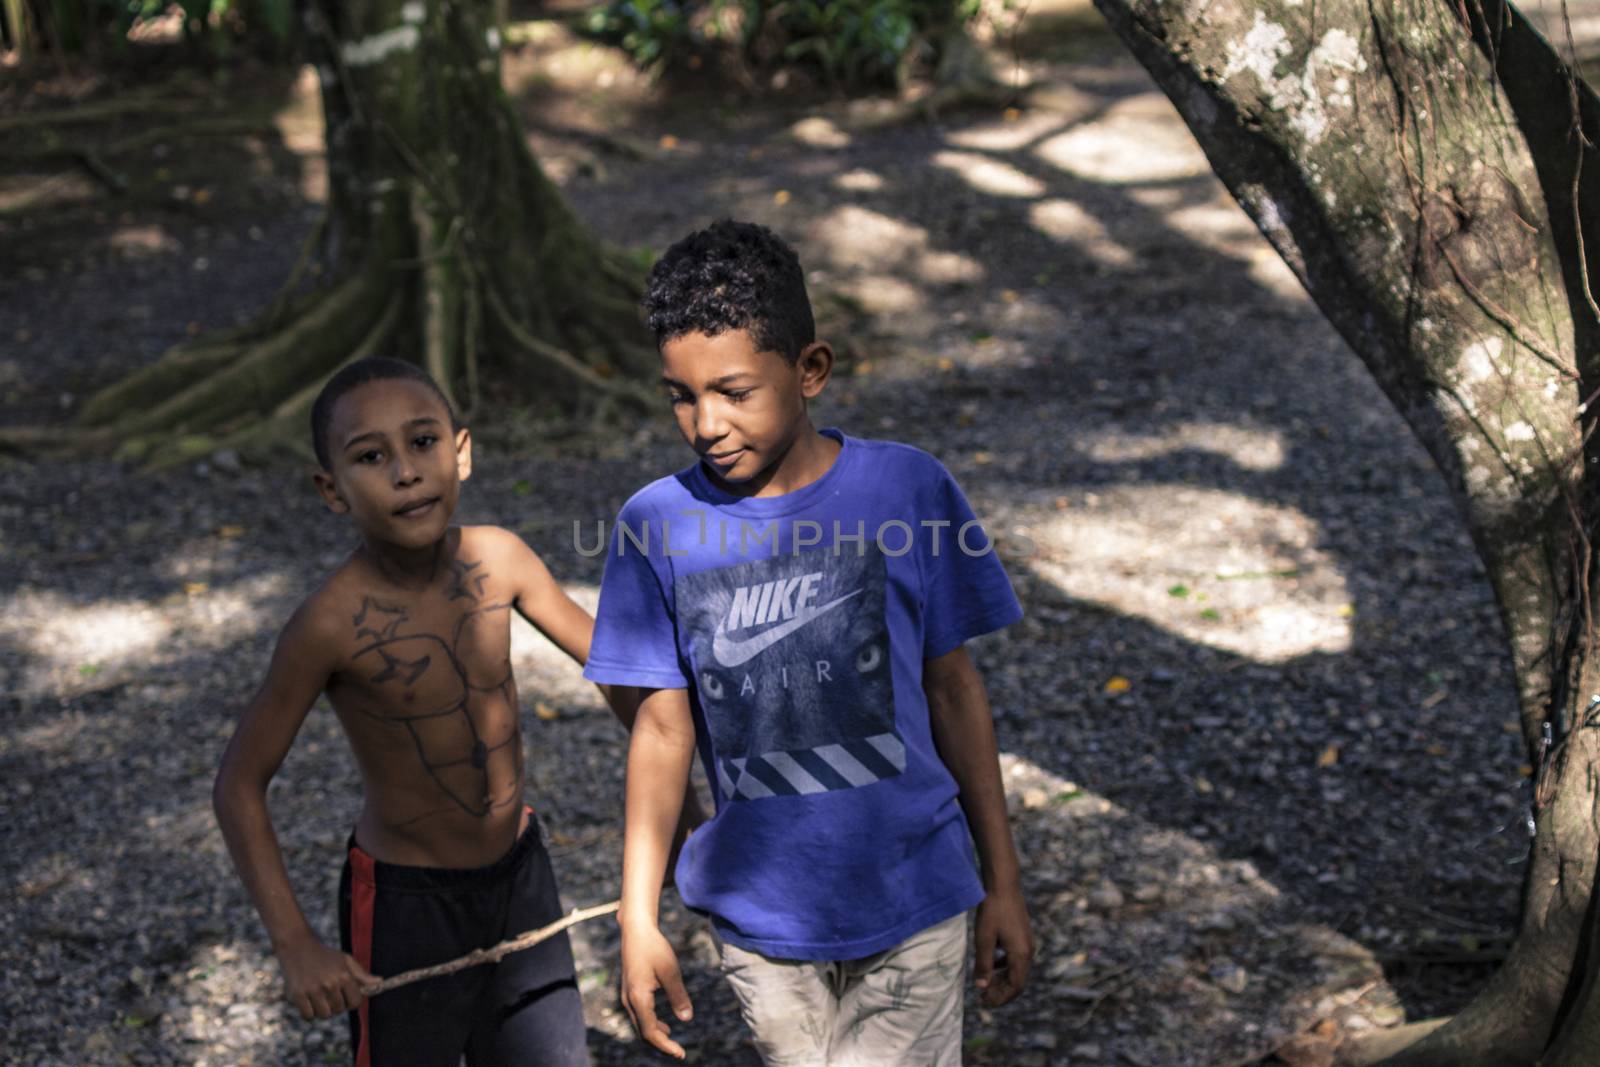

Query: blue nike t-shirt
left=583, top=429, right=1023, bottom=959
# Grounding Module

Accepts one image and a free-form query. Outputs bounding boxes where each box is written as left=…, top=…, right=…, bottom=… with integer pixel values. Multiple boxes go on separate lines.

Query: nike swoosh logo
left=711, top=589, right=863, bottom=668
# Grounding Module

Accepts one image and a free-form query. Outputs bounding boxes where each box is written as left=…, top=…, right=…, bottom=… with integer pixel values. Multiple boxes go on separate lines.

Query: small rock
left=1369, top=1003, right=1405, bottom=1026
left=1209, top=960, right=1249, bottom=994
left=1088, top=882, right=1124, bottom=911
left=1022, top=787, right=1050, bottom=810
left=211, top=449, right=242, bottom=473
left=1195, top=911, right=1236, bottom=933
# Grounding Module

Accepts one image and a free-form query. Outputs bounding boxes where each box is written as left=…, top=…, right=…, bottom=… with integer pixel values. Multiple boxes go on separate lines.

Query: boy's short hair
left=641, top=219, right=815, bottom=364
left=310, top=357, right=456, bottom=469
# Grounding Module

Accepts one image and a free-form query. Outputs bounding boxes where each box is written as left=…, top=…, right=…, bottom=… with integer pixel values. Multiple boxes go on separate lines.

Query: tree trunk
left=80, top=0, right=654, bottom=467
left=1087, top=0, right=1600, bottom=1060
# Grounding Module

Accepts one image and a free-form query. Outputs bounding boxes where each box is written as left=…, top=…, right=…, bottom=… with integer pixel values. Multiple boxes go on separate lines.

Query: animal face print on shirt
left=675, top=546, right=902, bottom=802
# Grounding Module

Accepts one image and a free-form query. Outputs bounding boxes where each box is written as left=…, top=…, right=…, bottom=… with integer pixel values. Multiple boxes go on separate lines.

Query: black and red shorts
left=338, top=812, right=589, bottom=1066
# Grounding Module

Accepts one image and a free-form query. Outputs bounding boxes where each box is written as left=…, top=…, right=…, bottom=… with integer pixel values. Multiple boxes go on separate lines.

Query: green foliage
left=778, top=0, right=922, bottom=86
left=587, top=0, right=980, bottom=88
left=585, top=0, right=693, bottom=68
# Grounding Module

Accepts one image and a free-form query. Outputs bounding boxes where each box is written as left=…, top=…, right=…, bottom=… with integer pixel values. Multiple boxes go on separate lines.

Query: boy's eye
left=667, top=392, right=692, bottom=406
left=355, top=450, right=382, bottom=464
left=413, top=434, right=438, bottom=449
left=725, top=389, right=753, bottom=403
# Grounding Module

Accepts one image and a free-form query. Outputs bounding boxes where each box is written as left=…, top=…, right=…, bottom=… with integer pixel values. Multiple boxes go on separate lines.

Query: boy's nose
left=694, top=399, right=728, bottom=441
left=392, top=458, right=421, bottom=485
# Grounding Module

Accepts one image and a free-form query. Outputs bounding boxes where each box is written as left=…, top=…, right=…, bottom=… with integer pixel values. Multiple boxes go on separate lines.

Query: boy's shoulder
left=278, top=558, right=368, bottom=659
left=287, top=524, right=527, bottom=627
left=614, top=471, right=701, bottom=520
left=280, top=526, right=539, bottom=666
left=845, top=433, right=944, bottom=470
left=455, top=522, right=533, bottom=562
left=840, top=433, right=956, bottom=497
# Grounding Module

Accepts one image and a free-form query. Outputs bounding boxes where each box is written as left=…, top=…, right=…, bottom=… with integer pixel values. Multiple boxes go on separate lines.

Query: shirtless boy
left=213, top=357, right=599, bottom=1066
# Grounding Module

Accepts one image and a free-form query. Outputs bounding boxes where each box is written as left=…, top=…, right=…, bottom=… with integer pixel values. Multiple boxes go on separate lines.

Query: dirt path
left=0, top=9, right=1530, bottom=1065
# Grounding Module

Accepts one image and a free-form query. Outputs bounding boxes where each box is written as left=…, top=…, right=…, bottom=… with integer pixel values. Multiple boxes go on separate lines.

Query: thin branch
left=363, top=900, right=619, bottom=997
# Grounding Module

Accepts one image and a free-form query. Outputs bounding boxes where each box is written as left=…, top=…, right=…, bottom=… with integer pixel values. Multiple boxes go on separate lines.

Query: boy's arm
left=212, top=606, right=375, bottom=1020
left=602, top=685, right=709, bottom=859
left=924, top=645, right=1034, bottom=1006
left=493, top=528, right=709, bottom=836
left=618, top=686, right=697, bottom=1060
left=494, top=527, right=597, bottom=665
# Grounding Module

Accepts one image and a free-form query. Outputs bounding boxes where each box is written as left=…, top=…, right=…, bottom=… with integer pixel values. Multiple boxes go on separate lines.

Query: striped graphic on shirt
left=716, top=732, right=907, bottom=800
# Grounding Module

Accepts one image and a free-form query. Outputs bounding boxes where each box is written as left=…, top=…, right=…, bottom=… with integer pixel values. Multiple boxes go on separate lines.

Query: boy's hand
left=620, top=923, right=694, bottom=1059
left=974, top=882, right=1034, bottom=1006
left=278, top=935, right=377, bottom=1020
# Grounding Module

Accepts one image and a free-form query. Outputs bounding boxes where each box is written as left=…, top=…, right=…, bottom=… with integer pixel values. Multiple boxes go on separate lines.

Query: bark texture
left=1087, top=0, right=1600, bottom=1060
left=79, top=0, right=653, bottom=467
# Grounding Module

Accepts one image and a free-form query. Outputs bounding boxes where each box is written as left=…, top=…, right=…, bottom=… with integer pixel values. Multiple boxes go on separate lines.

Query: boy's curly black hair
left=641, top=219, right=815, bottom=364
left=309, top=357, right=457, bottom=470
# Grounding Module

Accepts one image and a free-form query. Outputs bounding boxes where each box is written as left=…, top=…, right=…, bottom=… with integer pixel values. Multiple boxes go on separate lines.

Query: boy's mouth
left=393, top=496, right=440, bottom=517
left=705, top=448, right=745, bottom=467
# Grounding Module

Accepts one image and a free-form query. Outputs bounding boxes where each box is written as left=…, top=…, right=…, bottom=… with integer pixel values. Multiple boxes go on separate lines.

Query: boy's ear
left=312, top=467, right=348, bottom=514
left=454, top=426, right=473, bottom=483
left=797, top=340, right=834, bottom=399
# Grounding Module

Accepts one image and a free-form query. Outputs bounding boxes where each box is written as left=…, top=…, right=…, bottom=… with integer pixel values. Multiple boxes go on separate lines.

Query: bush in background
left=586, top=0, right=1017, bottom=90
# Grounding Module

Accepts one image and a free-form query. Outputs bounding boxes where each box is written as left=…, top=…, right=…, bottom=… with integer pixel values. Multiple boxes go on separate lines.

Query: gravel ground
left=0, top=20, right=1529, bottom=1067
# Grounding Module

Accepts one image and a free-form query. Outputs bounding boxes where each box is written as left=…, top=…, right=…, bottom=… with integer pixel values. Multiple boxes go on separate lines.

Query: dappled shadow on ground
left=0, top=10, right=1527, bottom=1066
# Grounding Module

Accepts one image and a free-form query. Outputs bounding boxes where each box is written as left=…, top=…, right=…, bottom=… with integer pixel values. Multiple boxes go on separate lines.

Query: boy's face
left=659, top=328, right=831, bottom=487
left=312, top=378, right=472, bottom=551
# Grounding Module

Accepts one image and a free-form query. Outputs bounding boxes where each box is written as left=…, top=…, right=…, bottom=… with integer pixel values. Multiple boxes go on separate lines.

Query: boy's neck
left=357, top=528, right=456, bottom=589
left=712, top=422, right=840, bottom=499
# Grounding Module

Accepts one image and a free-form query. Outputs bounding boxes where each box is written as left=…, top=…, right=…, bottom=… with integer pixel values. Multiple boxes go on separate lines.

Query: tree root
left=29, top=1, right=659, bottom=464
left=485, top=287, right=656, bottom=411
left=525, top=119, right=669, bottom=163
left=79, top=342, right=247, bottom=427
left=0, top=93, right=202, bottom=134
left=0, top=424, right=111, bottom=457
left=113, top=267, right=390, bottom=440
left=120, top=288, right=404, bottom=470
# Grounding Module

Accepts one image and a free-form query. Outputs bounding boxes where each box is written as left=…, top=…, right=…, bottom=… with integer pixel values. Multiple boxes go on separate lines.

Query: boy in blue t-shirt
left=585, top=220, right=1033, bottom=1064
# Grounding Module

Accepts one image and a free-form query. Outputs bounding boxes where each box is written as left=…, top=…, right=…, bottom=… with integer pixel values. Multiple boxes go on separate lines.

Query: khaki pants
left=716, top=912, right=969, bottom=1066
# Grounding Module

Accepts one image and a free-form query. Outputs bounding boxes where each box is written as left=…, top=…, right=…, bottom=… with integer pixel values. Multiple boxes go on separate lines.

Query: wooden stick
left=362, top=900, right=620, bottom=997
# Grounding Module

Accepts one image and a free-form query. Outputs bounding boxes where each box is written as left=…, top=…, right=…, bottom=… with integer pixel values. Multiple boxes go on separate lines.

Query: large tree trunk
left=80, top=0, right=654, bottom=467
left=1087, top=0, right=1600, bottom=1060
